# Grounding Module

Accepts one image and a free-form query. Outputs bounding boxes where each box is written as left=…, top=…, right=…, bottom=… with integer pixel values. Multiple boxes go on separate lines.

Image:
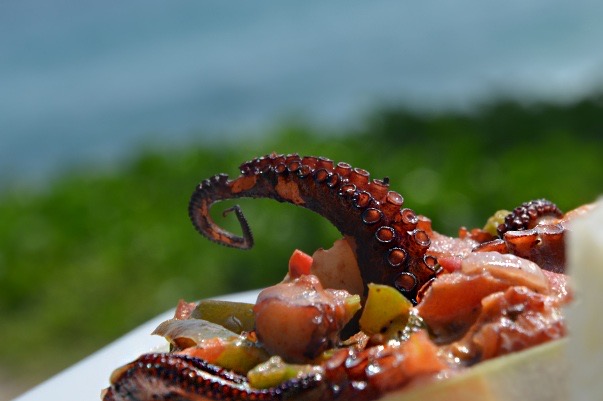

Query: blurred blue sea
left=2, top=0, right=603, bottom=186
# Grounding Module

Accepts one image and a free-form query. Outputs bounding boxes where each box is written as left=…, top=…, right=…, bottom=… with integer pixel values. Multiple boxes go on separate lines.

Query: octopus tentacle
left=475, top=198, right=566, bottom=273
left=188, top=153, right=437, bottom=300
left=497, top=198, right=563, bottom=237
left=102, top=353, right=323, bottom=401
left=189, top=173, right=254, bottom=249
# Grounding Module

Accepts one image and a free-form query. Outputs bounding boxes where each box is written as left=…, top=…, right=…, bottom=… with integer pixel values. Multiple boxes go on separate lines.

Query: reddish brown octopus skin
left=473, top=199, right=567, bottom=273
left=188, top=153, right=438, bottom=301
left=101, top=353, right=325, bottom=401
left=496, top=199, right=563, bottom=237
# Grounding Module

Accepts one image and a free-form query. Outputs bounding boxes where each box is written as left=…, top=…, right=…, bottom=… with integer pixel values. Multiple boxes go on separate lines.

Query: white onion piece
left=152, top=318, right=238, bottom=348
left=310, top=236, right=364, bottom=296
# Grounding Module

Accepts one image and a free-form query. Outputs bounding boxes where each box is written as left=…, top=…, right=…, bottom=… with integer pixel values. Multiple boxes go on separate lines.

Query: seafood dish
left=102, top=153, right=597, bottom=401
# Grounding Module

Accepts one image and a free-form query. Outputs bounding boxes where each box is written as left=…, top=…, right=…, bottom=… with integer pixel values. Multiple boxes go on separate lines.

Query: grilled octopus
left=102, top=353, right=324, bottom=401
left=102, top=153, right=577, bottom=401
left=187, top=153, right=437, bottom=300
left=473, top=199, right=567, bottom=273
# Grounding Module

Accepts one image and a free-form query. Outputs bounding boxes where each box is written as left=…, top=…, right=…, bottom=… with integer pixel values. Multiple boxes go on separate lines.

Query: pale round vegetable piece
left=566, top=199, right=603, bottom=401
left=382, top=339, right=567, bottom=401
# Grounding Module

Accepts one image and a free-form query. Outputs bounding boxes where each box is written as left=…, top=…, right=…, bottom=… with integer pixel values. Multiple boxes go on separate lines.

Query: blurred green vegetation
left=1, top=96, right=602, bottom=390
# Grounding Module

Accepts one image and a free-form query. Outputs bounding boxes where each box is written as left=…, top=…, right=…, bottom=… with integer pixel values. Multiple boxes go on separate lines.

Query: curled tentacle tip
left=223, top=205, right=254, bottom=249
left=189, top=153, right=435, bottom=302
left=188, top=180, right=254, bottom=250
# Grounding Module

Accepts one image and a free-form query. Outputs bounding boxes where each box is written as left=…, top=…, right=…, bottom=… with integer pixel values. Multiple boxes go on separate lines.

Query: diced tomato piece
left=178, top=337, right=226, bottom=363
left=402, top=330, right=447, bottom=376
left=288, top=249, right=313, bottom=278
left=173, top=299, right=198, bottom=320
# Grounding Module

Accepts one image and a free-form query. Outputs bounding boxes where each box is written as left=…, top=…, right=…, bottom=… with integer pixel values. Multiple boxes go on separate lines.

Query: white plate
left=11, top=289, right=260, bottom=401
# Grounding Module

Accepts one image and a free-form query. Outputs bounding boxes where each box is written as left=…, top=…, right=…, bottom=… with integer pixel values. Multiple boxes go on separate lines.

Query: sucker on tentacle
left=188, top=153, right=438, bottom=301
